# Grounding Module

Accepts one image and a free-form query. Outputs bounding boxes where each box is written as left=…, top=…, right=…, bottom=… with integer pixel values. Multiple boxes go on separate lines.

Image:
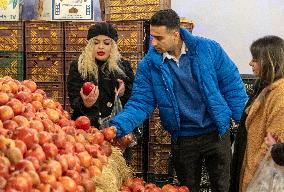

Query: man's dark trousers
left=172, top=130, right=231, bottom=192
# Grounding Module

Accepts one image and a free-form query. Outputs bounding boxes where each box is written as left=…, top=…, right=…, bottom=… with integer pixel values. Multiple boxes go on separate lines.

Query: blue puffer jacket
left=111, top=28, right=248, bottom=142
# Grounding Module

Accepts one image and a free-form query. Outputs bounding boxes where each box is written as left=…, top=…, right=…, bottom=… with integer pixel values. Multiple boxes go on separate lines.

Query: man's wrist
left=111, top=125, right=122, bottom=137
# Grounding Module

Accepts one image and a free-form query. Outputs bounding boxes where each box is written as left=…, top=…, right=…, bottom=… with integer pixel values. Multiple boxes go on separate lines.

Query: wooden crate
left=36, top=82, right=64, bottom=105
left=26, top=52, right=64, bottom=82
left=64, top=51, right=81, bottom=80
left=148, top=143, right=171, bottom=175
left=25, top=21, right=64, bottom=52
left=111, top=21, right=145, bottom=53
left=64, top=22, right=95, bottom=52
left=149, top=108, right=171, bottom=144
left=0, top=51, right=24, bottom=80
left=0, top=21, right=23, bottom=51
left=121, top=52, right=144, bottom=74
left=127, top=144, right=144, bottom=174
left=103, top=0, right=171, bottom=21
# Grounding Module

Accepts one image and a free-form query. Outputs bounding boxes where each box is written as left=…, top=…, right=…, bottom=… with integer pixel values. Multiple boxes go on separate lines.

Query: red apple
left=75, top=116, right=91, bottom=130
left=88, top=165, right=102, bottom=177
left=44, top=159, right=62, bottom=179
left=0, top=105, right=14, bottom=121
left=34, top=89, right=46, bottom=98
left=42, top=143, right=58, bottom=159
left=14, top=159, right=35, bottom=172
left=57, top=118, right=71, bottom=127
left=0, top=92, right=9, bottom=105
left=102, top=127, right=116, bottom=142
left=25, top=156, right=40, bottom=172
left=56, top=155, right=68, bottom=173
left=178, top=186, right=189, bottom=192
left=6, top=80, right=19, bottom=94
left=42, top=99, right=56, bottom=109
left=59, top=176, right=77, bottom=192
left=13, top=115, right=30, bottom=127
left=15, top=91, right=32, bottom=103
left=25, top=144, right=46, bottom=163
left=100, top=140, right=112, bottom=157
left=65, top=170, right=81, bottom=185
left=0, top=176, right=7, bottom=189
left=74, top=143, right=85, bottom=153
left=162, top=184, right=178, bottom=192
left=81, top=178, right=96, bottom=192
left=39, top=170, right=57, bottom=185
left=0, top=83, right=11, bottom=93
left=77, top=151, right=92, bottom=168
left=32, top=93, right=44, bottom=102
left=92, top=158, right=103, bottom=171
left=46, top=108, right=60, bottom=123
left=30, top=120, right=44, bottom=132
left=82, top=82, right=95, bottom=95
left=13, top=126, right=38, bottom=149
left=31, top=101, right=43, bottom=112
left=3, top=120, right=18, bottom=131
left=15, top=140, right=27, bottom=155
left=92, top=131, right=104, bottom=145
left=22, top=80, right=37, bottom=93
left=85, top=144, right=101, bottom=158
left=6, top=98, right=25, bottom=115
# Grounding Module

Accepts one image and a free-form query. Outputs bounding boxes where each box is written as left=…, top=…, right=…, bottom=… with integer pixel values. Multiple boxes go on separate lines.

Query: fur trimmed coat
left=240, top=78, right=284, bottom=191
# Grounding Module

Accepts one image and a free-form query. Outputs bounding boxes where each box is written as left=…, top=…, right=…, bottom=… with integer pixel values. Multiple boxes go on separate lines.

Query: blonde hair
left=78, top=38, right=124, bottom=81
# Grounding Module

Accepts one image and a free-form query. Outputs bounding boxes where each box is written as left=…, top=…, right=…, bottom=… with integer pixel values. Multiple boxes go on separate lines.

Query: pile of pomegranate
left=0, top=76, right=190, bottom=192
left=0, top=76, right=117, bottom=191
left=121, top=178, right=189, bottom=192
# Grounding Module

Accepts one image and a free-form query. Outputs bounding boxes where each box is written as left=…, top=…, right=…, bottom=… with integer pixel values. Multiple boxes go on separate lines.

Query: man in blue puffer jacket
left=111, top=9, right=248, bottom=191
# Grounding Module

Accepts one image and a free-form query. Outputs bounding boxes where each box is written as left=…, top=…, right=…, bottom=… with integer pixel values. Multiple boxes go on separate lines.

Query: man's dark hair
left=150, top=9, right=180, bottom=30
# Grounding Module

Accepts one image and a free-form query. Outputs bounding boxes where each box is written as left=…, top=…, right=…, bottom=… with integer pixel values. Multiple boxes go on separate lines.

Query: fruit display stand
left=0, top=76, right=191, bottom=191
left=0, top=76, right=132, bottom=191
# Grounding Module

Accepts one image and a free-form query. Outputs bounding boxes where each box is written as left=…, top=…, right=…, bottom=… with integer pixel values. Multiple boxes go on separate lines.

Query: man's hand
left=80, top=86, right=99, bottom=108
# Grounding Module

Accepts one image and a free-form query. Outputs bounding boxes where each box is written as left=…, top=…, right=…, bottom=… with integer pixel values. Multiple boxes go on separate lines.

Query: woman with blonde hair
left=67, top=22, right=134, bottom=128
left=231, top=35, right=284, bottom=192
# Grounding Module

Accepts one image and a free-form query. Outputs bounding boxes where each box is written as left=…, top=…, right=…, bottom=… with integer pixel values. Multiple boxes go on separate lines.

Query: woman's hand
left=115, top=79, right=125, bottom=97
left=80, top=86, right=99, bottom=108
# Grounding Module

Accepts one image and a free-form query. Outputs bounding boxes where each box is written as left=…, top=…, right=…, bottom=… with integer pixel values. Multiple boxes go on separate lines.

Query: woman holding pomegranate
left=230, top=35, right=284, bottom=192
left=67, top=22, right=134, bottom=128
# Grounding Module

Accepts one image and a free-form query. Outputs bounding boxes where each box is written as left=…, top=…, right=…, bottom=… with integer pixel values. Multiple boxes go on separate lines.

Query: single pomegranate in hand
left=102, top=127, right=116, bottom=142
left=75, top=116, right=91, bottom=131
left=82, top=82, right=95, bottom=95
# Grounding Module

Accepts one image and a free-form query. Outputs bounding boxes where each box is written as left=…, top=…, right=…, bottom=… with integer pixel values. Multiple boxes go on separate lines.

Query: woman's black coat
left=67, top=59, right=134, bottom=128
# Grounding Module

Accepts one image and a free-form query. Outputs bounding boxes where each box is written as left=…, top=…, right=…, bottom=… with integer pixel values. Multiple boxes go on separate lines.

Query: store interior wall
left=172, top=0, right=284, bottom=74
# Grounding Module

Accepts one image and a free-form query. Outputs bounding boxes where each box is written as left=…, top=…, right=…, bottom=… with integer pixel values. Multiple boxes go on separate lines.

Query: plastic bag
left=99, top=95, right=122, bottom=129
left=247, top=148, right=284, bottom=192
left=99, top=95, right=142, bottom=148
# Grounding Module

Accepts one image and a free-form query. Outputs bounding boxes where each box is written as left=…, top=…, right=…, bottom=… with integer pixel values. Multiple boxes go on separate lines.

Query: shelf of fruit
left=0, top=76, right=190, bottom=192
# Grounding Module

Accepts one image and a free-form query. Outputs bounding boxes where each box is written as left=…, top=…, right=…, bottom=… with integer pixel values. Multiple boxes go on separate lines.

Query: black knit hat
left=87, top=22, right=118, bottom=42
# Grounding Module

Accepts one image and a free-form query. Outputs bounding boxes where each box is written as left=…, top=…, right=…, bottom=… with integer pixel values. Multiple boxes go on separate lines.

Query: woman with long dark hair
left=231, top=35, right=284, bottom=192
